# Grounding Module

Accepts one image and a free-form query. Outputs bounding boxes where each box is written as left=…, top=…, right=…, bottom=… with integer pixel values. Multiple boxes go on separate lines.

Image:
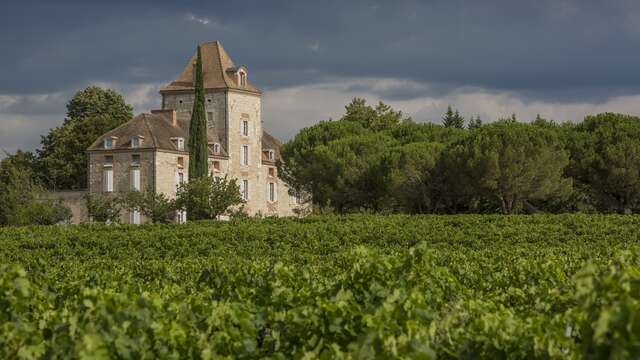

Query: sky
left=2, top=0, right=640, bottom=156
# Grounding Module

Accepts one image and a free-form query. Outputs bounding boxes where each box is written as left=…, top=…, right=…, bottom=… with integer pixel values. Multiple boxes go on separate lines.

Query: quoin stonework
left=84, top=41, right=303, bottom=223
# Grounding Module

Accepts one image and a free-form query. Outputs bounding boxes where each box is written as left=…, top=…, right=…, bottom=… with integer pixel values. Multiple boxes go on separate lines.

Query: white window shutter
left=130, top=210, right=140, bottom=225
left=131, top=169, right=140, bottom=191
left=104, top=168, right=113, bottom=192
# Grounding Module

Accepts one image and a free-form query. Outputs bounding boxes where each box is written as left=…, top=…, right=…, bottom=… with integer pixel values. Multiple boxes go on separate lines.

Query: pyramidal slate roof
left=161, top=41, right=261, bottom=94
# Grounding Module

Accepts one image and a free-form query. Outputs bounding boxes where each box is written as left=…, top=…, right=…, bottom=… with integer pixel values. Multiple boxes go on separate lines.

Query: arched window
left=239, top=70, right=247, bottom=88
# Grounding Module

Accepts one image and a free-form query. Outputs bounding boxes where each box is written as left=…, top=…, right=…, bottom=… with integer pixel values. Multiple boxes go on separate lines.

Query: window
left=240, top=179, right=249, bottom=200
left=130, top=210, right=141, bottom=225
left=212, top=161, right=220, bottom=172
left=105, top=155, right=113, bottom=163
left=130, top=168, right=140, bottom=191
left=267, top=150, right=275, bottom=161
left=176, top=171, right=185, bottom=191
left=268, top=167, right=275, bottom=177
left=241, top=145, right=249, bottom=166
left=131, top=136, right=141, bottom=148
left=212, top=143, right=220, bottom=155
left=132, top=154, right=140, bottom=164
left=104, top=138, right=113, bottom=149
left=176, top=138, right=185, bottom=151
left=268, top=182, right=276, bottom=202
left=176, top=210, right=186, bottom=224
left=177, top=157, right=184, bottom=168
left=103, top=168, right=113, bottom=192
left=239, top=71, right=247, bottom=88
left=207, top=112, right=214, bottom=128
left=241, top=119, right=249, bottom=136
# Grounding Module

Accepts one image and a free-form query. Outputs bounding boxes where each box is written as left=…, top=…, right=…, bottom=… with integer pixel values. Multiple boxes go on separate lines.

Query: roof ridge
left=214, top=41, right=233, bottom=88
left=142, top=114, right=159, bottom=149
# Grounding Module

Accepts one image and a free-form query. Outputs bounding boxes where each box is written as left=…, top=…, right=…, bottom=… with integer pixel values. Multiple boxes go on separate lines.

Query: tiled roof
left=88, top=112, right=187, bottom=152
left=87, top=111, right=228, bottom=156
left=161, top=41, right=261, bottom=94
left=261, top=130, right=282, bottom=163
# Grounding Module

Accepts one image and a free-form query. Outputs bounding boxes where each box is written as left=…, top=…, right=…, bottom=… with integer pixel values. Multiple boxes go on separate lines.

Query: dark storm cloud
left=2, top=0, right=640, bottom=100
left=4, top=0, right=640, bottom=158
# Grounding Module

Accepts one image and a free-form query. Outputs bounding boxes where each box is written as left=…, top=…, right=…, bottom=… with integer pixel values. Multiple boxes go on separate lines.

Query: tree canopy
left=37, top=86, right=133, bottom=189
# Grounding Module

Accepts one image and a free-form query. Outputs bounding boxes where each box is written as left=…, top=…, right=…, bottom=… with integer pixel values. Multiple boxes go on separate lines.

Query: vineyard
left=1, top=214, right=639, bottom=359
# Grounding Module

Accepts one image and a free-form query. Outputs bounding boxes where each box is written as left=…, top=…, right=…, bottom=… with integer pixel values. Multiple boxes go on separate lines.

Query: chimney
left=151, top=109, right=177, bottom=127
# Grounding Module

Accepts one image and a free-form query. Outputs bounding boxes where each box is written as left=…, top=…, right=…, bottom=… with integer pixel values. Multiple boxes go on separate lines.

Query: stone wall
left=88, top=149, right=156, bottom=223
left=162, top=90, right=228, bottom=150
left=154, top=150, right=189, bottom=198
left=41, top=190, right=89, bottom=224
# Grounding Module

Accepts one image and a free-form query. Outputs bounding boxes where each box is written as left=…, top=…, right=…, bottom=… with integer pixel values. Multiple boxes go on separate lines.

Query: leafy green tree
left=0, top=151, right=42, bottom=225
left=121, top=189, right=177, bottom=224
left=85, top=194, right=122, bottom=223
left=468, top=115, right=483, bottom=130
left=442, top=105, right=464, bottom=128
left=279, top=119, right=368, bottom=203
left=570, top=113, right=640, bottom=214
left=342, top=98, right=408, bottom=131
left=38, top=86, right=133, bottom=190
left=389, top=142, right=444, bottom=213
left=449, top=120, right=571, bottom=214
left=176, top=176, right=244, bottom=220
left=188, top=45, right=209, bottom=180
left=9, top=201, right=71, bottom=226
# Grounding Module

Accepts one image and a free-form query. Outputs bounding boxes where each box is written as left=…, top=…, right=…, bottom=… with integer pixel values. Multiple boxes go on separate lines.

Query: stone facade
left=84, top=41, right=304, bottom=223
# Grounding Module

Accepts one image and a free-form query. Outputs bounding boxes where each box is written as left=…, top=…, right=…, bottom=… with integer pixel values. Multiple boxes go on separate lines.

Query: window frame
left=241, top=145, right=249, bottom=166
left=241, top=179, right=249, bottom=200
left=241, top=119, right=249, bottom=137
left=103, top=167, right=114, bottom=193
left=268, top=182, right=276, bottom=203
left=130, top=168, right=140, bottom=191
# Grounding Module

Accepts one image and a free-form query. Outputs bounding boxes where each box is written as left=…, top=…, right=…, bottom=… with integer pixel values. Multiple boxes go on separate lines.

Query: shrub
left=176, top=175, right=244, bottom=220
left=85, top=193, right=121, bottom=223
left=9, top=200, right=71, bottom=226
left=121, top=189, right=177, bottom=224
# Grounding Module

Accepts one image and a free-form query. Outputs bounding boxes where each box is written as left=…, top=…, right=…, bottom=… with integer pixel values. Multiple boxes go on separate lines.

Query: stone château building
left=85, top=41, right=303, bottom=223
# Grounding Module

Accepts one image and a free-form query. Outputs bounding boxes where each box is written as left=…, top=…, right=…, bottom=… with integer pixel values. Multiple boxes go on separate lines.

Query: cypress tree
left=188, top=45, right=209, bottom=180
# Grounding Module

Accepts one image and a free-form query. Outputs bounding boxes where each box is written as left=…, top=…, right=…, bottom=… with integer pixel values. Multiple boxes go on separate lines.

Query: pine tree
left=188, top=45, right=209, bottom=180
left=453, top=110, right=465, bottom=128
left=442, top=105, right=464, bottom=128
left=442, top=106, right=455, bottom=128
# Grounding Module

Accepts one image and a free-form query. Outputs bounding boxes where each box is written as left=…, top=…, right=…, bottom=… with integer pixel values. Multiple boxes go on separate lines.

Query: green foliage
left=0, top=215, right=639, bottom=358
left=570, top=113, right=640, bottom=214
left=447, top=120, right=572, bottom=213
left=442, top=105, right=465, bottom=128
left=0, top=151, right=41, bottom=225
left=37, top=86, right=133, bottom=190
left=175, top=175, right=244, bottom=220
left=188, top=45, right=209, bottom=180
left=468, top=115, right=483, bottom=130
left=9, top=200, right=71, bottom=226
left=85, top=193, right=121, bottom=223
left=342, top=97, right=409, bottom=131
left=121, top=188, right=177, bottom=224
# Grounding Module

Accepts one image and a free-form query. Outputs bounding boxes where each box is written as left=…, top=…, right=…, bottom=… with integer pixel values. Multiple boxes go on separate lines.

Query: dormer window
left=267, top=150, right=275, bottom=161
left=212, top=143, right=220, bottom=155
left=238, top=70, right=247, bottom=88
left=131, top=135, right=144, bottom=149
left=171, top=137, right=185, bottom=151
left=104, top=136, right=117, bottom=149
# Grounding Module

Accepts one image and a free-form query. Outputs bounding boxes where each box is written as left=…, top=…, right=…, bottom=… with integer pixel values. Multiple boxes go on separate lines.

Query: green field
left=1, top=215, right=639, bottom=359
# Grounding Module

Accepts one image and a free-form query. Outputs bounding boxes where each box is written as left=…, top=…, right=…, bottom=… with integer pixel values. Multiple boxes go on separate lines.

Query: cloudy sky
left=2, top=0, right=640, bottom=156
